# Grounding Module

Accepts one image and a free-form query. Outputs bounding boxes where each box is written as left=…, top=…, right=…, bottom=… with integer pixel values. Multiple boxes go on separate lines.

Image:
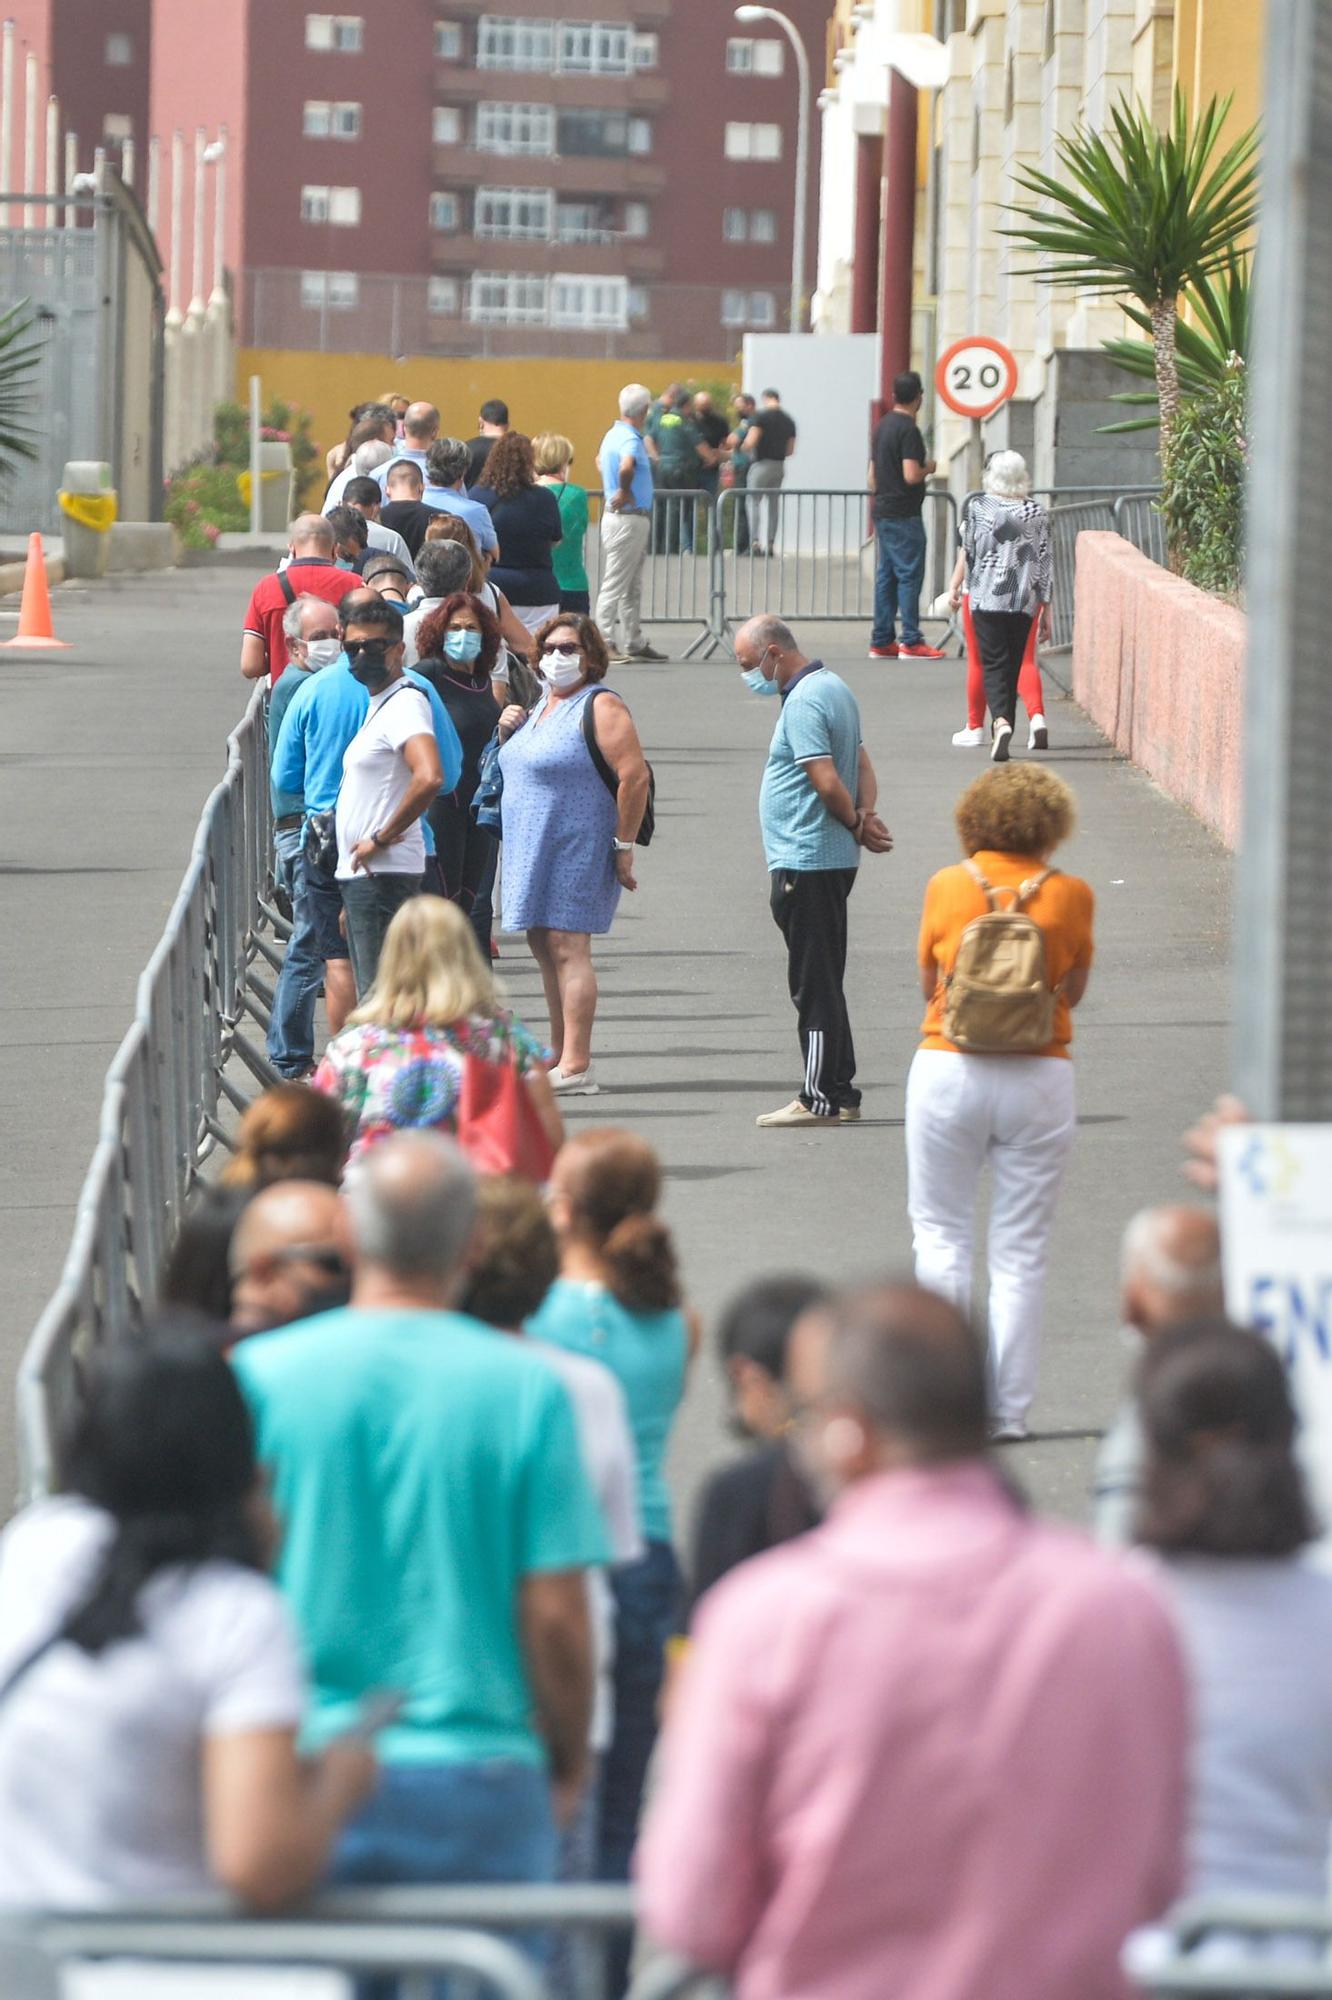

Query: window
left=556, top=108, right=632, bottom=157
left=551, top=274, right=628, bottom=329
left=103, top=112, right=133, bottom=141
left=476, top=16, right=556, bottom=69
left=726, top=36, right=784, bottom=75
left=750, top=206, right=777, bottom=243
left=304, top=100, right=361, bottom=138
left=434, top=19, right=463, bottom=58
left=627, top=117, right=651, bottom=154
left=300, top=183, right=361, bottom=224
left=723, top=206, right=747, bottom=241
left=632, top=31, right=658, bottom=69
left=724, top=121, right=782, bottom=161
left=722, top=288, right=776, bottom=327
left=301, top=269, right=359, bottom=310
left=105, top=32, right=132, bottom=65
left=476, top=101, right=556, bottom=155
left=556, top=200, right=613, bottom=242
left=306, top=13, right=362, bottom=49
left=560, top=22, right=632, bottom=73
left=468, top=272, right=549, bottom=324
left=433, top=106, right=463, bottom=144
left=427, top=276, right=461, bottom=315
left=475, top=185, right=554, bottom=239
left=428, top=191, right=460, bottom=229
left=627, top=283, right=649, bottom=321
left=623, top=200, right=650, bottom=238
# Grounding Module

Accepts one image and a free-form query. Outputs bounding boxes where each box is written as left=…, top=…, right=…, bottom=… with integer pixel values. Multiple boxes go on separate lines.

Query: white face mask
left=303, top=637, right=342, bottom=671
left=542, top=647, right=584, bottom=691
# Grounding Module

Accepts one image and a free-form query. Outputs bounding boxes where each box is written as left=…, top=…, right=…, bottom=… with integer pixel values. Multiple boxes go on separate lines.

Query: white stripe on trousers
left=805, top=1029, right=831, bottom=1115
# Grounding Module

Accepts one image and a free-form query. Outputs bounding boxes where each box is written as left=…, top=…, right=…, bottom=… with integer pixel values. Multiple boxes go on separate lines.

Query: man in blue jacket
left=266, top=588, right=463, bottom=1079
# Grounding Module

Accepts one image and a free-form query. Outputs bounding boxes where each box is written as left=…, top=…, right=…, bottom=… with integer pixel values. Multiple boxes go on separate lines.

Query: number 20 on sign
left=935, top=337, right=1019, bottom=422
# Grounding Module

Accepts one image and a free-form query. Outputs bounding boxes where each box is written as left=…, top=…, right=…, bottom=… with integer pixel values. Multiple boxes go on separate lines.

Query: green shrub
left=1158, top=366, right=1246, bottom=598
left=164, top=459, right=247, bottom=549
left=213, top=397, right=321, bottom=510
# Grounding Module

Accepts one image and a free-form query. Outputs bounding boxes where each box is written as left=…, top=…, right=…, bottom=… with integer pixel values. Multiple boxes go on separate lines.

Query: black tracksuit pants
left=971, top=608, right=1037, bottom=729
left=770, top=867, right=861, bottom=1114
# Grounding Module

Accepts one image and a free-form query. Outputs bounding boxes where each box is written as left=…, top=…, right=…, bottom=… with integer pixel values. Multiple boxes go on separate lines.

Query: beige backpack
left=942, top=863, right=1058, bottom=1054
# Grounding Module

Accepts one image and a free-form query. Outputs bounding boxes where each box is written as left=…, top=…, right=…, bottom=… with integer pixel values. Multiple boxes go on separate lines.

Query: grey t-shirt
left=1151, top=1554, right=1332, bottom=1897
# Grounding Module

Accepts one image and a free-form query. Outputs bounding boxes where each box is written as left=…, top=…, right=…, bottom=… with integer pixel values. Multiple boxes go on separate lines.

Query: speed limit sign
left=935, top=336, right=1019, bottom=421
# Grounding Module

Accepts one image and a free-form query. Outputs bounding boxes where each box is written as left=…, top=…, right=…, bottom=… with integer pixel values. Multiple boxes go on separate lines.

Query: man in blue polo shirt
left=735, top=615, right=893, bottom=1128
left=266, top=589, right=462, bottom=1078
left=595, top=382, right=667, bottom=665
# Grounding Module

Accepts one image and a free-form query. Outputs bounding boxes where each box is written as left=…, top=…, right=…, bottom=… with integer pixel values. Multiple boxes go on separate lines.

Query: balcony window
left=556, top=200, right=614, bottom=243
left=724, top=121, right=782, bottom=161
left=560, top=22, right=632, bottom=73
left=726, top=36, right=784, bottom=75
left=434, top=20, right=463, bottom=58
left=429, top=191, right=460, bottom=230
left=476, top=186, right=555, bottom=239
left=428, top=276, right=461, bottom=314
left=557, top=109, right=650, bottom=158
left=476, top=101, right=556, bottom=155
left=476, top=16, right=556, bottom=69
left=304, top=100, right=361, bottom=138
left=468, top=272, right=550, bottom=325
left=301, top=269, right=359, bottom=309
left=551, top=274, right=629, bottom=329
left=306, top=13, right=363, bottom=50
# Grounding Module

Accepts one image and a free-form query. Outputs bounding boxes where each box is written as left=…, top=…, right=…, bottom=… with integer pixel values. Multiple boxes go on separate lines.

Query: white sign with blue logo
left=1221, top=1124, right=1332, bottom=1539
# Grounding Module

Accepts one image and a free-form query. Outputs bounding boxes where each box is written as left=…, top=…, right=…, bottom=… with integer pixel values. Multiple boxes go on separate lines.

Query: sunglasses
left=344, top=638, right=393, bottom=662
left=540, top=642, right=582, bottom=656
left=271, top=1244, right=351, bottom=1279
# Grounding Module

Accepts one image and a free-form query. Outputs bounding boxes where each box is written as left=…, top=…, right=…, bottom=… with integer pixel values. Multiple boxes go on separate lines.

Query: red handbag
left=456, top=1051, right=557, bottom=1184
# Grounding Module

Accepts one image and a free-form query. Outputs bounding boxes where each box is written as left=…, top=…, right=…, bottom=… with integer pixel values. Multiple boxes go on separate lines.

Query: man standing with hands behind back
left=869, top=371, right=946, bottom=661
left=735, top=616, right=892, bottom=1130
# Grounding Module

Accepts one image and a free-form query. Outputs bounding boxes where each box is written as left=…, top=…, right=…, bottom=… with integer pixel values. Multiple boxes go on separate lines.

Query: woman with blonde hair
left=908, top=763, right=1093, bottom=1441
left=533, top=432, right=590, bottom=615
left=952, top=449, right=1053, bottom=763
left=531, top=1128, right=697, bottom=1983
left=312, top=895, right=561, bottom=1165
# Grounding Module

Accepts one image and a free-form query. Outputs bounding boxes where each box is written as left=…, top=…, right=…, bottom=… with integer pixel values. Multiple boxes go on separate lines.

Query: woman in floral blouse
left=313, top=895, right=562, bottom=1166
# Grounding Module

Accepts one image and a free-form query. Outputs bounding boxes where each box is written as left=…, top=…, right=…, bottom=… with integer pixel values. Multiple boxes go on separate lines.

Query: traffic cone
left=3, top=532, right=70, bottom=649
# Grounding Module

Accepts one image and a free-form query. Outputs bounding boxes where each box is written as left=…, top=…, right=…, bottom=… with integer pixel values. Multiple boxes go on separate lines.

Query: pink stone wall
left=1072, top=531, right=1246, bottom=850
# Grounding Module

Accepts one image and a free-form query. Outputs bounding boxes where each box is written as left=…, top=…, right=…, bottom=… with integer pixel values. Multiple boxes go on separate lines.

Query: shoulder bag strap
left=581, top=687, right=621, bottom=801
left=277, top=569, right=298, bottom=607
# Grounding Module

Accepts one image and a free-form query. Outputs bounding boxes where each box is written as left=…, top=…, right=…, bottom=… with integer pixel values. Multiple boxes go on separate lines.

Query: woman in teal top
left=531, top=1127, right=695, bottom=1980
left=535, top=432, right=591, bottom=615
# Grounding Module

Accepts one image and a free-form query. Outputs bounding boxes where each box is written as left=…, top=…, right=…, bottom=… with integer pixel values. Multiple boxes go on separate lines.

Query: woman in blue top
left=531, top=1127, right=696, bottom=1969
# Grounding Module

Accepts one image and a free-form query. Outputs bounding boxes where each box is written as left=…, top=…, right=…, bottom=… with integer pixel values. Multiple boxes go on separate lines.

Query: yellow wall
left=1173, top=0, right=1265, bottom=142
left=238, top=349, right=740, bottom=488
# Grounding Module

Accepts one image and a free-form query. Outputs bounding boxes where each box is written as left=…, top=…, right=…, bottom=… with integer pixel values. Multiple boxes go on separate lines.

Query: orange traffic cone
left=3, top=532, right=70, bottom=649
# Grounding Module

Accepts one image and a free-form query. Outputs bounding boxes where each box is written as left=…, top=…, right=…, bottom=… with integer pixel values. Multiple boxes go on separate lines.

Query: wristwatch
left=612, top=837, right=635, bottom=853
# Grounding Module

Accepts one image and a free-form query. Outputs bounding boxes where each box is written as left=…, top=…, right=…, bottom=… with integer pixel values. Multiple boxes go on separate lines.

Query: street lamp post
left=734, top=3, right=810, bottom=333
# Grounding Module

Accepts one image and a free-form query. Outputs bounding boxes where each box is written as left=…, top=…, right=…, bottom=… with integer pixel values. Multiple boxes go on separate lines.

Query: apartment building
left=3, top=0, right=150, bottom=174
left=73, top=0, right=813, bottom=359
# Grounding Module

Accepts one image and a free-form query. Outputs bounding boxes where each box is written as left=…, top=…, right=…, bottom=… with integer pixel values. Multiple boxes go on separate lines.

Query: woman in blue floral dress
left=312, top=894, right=562, bottom=1167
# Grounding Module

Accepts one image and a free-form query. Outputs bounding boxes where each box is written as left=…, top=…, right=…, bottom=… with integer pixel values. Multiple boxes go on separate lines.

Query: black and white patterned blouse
left=962, top=495, right=1053, bottom=616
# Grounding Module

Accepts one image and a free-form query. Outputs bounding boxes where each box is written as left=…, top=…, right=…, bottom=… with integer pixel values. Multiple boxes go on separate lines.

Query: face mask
left=741, top=649, right=779, bottom=696
left=336, top=557, right=357, bottom=572
left=304, top=638, right=342, bottom=671
left=347, top=640, right=394, bottom=694
left=542, top=647, right=584, bottom=691
left=444, top=628, right=483, bottom=665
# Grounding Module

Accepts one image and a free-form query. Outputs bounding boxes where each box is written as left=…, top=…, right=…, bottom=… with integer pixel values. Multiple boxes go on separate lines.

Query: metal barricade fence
left=1114, top=491, right=1168, bottom=568
left=584, top=489, right=720, bottom=657
left=4, top=1886, right=726, bottom=1999
left=15, top=686, right=281, bottom=1502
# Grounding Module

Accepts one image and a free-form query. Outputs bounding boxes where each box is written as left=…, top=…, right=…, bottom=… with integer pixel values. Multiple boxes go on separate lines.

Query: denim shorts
left=302, top=849, right=349, bottom=962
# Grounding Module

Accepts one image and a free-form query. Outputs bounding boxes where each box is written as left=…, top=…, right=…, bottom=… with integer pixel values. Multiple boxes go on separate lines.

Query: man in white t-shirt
left=335, top=598, right=442, bottom=996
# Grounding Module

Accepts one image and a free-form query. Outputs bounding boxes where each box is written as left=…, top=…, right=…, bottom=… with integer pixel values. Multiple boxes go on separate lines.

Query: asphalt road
left=1, top=569, right=1233, bottom=1531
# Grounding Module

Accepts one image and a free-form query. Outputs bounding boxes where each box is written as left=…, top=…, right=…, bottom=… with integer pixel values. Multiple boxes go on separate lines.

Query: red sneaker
left=867, top=642, right=899, bottom=659
left=899, top=640, right=947, bottom=659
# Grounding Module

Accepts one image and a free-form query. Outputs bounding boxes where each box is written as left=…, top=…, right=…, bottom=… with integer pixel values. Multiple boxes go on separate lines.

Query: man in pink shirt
left=638, top=1284, right=1189, bottom=2000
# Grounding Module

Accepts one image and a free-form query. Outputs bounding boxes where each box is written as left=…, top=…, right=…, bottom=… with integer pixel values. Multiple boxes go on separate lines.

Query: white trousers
left=905, top=1048, right=1076, bottom=1425
left=595, top=511, right=649, bottom=650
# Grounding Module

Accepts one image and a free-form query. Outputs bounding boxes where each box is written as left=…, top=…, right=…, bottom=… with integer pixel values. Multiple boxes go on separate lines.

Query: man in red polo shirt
left=241, top=514, right=361, bottom=684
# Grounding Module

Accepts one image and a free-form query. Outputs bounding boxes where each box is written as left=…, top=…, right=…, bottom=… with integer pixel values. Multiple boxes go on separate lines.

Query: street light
left=734, top=3, right=810, bottom=333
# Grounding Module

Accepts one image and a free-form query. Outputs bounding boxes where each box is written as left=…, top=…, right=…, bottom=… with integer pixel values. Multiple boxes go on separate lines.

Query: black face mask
left=298, top=1273, right=353, bottom=1318
left=347, top=639, right=394, bottom=694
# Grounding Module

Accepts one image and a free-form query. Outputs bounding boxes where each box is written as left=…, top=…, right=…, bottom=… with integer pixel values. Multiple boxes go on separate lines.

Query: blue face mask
left=444, top=628, right=484, bottom=665
left=741, top=651, right=780, bottom=697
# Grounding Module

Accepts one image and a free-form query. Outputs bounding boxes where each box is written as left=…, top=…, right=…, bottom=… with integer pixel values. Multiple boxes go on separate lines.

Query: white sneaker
left=551, top=1065, right=600, bottom=1095
left=988, top=1418, right=1028, bottom=1444
left=1028, top=714, right=1049, bottom=751
left=951, top=726, right=985, bottom=748
left=991, top=720, right=1013, bottom=763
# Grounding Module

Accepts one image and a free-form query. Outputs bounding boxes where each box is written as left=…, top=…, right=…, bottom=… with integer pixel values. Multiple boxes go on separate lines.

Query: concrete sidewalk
left=1, top=583, right=1231, bottom=1535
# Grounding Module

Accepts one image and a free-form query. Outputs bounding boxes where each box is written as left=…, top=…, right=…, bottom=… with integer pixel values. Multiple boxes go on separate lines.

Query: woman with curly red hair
left=412, top=591, right=505, bottom=954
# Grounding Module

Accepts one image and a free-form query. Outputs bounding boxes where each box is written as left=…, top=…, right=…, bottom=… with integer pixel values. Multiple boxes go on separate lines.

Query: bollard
left=57, top=460, right=117, bottom=580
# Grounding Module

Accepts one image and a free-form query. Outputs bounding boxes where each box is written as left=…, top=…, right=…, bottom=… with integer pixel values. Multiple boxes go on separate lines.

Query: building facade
left=2, top=0, right=150, bottom=176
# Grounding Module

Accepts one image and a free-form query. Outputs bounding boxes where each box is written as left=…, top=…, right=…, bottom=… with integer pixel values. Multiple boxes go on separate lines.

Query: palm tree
left=1100, top=252, right=1250, bottom=433
left=0, top=299, right=43, bottom=488
left=1002, top=90, right=1259, bottom=467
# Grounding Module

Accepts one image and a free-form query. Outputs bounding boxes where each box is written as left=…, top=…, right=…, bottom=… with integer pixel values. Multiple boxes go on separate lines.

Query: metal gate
left=0, top=222, right=100, bottom=535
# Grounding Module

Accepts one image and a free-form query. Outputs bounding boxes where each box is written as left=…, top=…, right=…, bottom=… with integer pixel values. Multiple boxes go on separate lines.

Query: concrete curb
left=0, top=553, right=65, bottom=599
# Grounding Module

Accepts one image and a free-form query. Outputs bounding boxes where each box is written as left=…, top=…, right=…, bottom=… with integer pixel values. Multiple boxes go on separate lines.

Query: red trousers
left=963, top=595, right=1044, bottom=727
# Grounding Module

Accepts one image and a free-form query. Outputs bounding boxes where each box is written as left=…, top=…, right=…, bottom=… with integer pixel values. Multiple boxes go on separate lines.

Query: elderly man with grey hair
left=401, top=537, right=478, bottom=667
left=266, top=592, right=344, bottom=929
left=233, top=1130, right=607, bottom=1890
left=1093, top=1203, right=1225, bottom=1544
left=594, top=381, right=666, bottom=663
left=734, top=615, right=892, bottom=1128
left=422, top=437, right=499, bottom=559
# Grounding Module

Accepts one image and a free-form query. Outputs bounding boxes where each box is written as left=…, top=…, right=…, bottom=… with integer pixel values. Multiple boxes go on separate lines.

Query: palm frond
left=0, top=299, right=44, bottom=476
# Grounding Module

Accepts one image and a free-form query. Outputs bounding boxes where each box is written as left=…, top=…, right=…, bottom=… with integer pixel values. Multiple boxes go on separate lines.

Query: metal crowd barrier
left=584, top=488, right=720, bottom=657
left=15, top=685, right=280, bottom=1502
left=1133, top=1896, right=1332, bottom=1994
left=3, top=1886, right=725, bottom=1999
left=1114, top=490, right=1168, bottom=568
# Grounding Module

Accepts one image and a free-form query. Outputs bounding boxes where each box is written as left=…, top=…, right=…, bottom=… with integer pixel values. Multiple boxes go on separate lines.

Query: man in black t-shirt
left=465, top=398, right=510, bottom=489
left=742, top=389, right=797, bottom=555
left=868, top=370, right=945, bottom=659
left=378, top=460, right=436, bottom=559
